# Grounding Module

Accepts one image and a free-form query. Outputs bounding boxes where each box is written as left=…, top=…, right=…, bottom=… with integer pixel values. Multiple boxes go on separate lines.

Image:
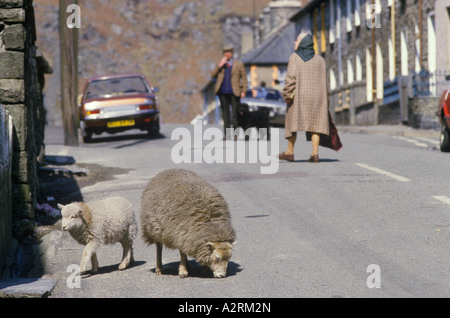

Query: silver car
left=240, top=87, right=286, bottom=126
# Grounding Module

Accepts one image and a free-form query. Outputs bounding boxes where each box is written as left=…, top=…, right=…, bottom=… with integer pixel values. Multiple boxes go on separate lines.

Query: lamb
left=141, top=169, right=236, bottom=278
left=58, top=196, right=138, bottom=274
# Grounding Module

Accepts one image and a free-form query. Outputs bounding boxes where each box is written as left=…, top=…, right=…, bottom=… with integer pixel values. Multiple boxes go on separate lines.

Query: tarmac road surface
left=31, top=123, right=450, bottom=298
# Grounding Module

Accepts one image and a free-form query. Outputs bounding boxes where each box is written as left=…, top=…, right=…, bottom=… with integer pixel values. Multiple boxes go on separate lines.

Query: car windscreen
left=84, top=77, right=149, bottom=99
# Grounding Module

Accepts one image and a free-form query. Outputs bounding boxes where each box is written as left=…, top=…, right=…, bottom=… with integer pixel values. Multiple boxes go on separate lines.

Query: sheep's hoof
left=118, top=263, right=128, bottom=271
left=179, top=267, right=188, bottom=278
left=155, top=267, right=162, bottom=275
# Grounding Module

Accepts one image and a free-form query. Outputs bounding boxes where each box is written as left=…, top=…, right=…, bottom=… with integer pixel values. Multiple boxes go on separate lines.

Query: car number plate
left=107, top=119, right=135, bottom=128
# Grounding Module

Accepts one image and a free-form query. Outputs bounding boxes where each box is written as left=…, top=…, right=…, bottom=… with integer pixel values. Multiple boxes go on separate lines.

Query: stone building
left=0, top=0, right=52, bottom=277
left=201, top=0, right=306, bottom=124
left=243, top=0, right=304, bottom=88
left=290, top=0, right=450, bottom=128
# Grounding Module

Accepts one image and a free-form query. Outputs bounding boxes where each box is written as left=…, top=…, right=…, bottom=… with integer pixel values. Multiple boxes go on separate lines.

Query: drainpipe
left=391, top=0, right=396, bottom=79
left=337, top=0, right=342, bottom=86
left=419, top=0, right=423, bottom=70
left=371, top=0, right=376, bottom=101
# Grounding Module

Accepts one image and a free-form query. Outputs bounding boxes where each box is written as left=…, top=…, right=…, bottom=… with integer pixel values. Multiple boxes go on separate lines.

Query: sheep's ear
left=57, top=203, right=65, bottom=210
left=74, top=203, right=84, bottom=215
left=206, top=242, right=215, bottom=250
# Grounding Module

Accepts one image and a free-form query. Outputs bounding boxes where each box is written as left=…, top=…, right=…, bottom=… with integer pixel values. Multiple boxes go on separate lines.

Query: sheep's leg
left=91, top=253, right=98, bottom=274
left=80, top=241, right=98, bottom=274
left=155, top=242, right=163, bottom=275
left=119, top=240, right=133, bottom=270
left=179, top=251, right=189, bottom=278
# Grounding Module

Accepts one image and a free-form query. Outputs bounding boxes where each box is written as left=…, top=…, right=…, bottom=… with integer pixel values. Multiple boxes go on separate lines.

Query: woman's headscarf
left=295, top=33, right=315, bottom=62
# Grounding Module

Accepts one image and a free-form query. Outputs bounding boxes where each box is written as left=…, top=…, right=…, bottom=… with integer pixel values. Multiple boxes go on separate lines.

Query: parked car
left=79, top=73, right=160, bottom=143
left=240, top=87, right=286, bottom=126
left=436, top=88, right=450, bottom=152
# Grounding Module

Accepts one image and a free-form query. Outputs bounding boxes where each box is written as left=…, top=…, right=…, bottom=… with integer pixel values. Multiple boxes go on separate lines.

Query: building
left=290, top=0, right=450, bottom=128
left=201, top=0, right=305, bottom=125
left=243, top=0, right=304, bottom=88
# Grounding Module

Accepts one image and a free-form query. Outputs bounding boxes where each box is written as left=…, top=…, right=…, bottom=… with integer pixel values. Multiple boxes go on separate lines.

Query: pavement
left=336, top=124, right=440, bottom=138
left=0, top=278, right=57, bottom=298
left=0, top=123, right=441, bottom=298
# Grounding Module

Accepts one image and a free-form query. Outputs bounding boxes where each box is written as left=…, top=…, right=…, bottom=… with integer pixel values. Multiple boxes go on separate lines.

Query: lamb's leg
left=80, top=241, right=98, bottom=274
left=119, top=239, right=133, bottom=270
left=155, top=242, right=163, bottom=275
left=179, top=251, right=189, bottom=278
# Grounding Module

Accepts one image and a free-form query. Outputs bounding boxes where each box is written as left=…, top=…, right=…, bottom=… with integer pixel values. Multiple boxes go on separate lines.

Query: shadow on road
left=148, top=260, right=242, bottom=279
left=83, top=131, right=165, bottom=148
left=81, top=260, right=147, bottom=278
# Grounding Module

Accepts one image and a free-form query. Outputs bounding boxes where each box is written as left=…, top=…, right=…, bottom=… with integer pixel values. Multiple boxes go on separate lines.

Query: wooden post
left=59, top=0, right=79, bottom=146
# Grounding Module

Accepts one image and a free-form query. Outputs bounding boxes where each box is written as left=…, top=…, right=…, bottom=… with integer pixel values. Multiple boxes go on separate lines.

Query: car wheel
left=81, top=127, right=93, bottom=143
left=440, top=124, right=450, bottom=152
left=147, top=118, right=160, bottom=138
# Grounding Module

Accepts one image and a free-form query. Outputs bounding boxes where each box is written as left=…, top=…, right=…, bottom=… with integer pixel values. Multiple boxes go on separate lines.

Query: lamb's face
left=58, top=203, right=84, bottom=231
left=206, top=242, right=233, bottom=278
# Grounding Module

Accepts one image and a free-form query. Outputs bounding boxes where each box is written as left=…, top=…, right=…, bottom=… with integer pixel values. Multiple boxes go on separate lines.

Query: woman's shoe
left=308, top=154, right=319, bottom=163
left=278, top=152, right=294, bottom=162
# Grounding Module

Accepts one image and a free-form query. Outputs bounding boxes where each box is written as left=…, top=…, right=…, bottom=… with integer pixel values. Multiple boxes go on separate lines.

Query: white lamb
left=58, top=196, right=138, bottom=274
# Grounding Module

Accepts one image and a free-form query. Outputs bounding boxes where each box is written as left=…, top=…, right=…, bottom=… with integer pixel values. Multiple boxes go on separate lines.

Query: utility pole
left=59, top=0, right=79, bottom=146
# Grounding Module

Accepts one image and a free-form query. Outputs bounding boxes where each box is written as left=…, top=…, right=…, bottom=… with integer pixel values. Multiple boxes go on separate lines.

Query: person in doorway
left=278, top=32, right=330, bottom=163
left=273, top=79, right=283, bottom=93
left=212, top=45, right=247, bottom=140
left=257, top=81, right=267, bottom=98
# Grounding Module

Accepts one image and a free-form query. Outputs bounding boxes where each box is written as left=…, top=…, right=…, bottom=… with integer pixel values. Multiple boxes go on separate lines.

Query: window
left=346, top=0, right=353, bottom=32
left=400, top=31, right=408, bottom=76
left=376, top=42, right=384, bottom=100
left=428, top=13, right=437, bottom=95
left=366, top=48, right=373, bottom=102
left=355, top=0, right=361, bottom=27
left=388, top=37, right=395, bottom=80
left=414, top=23, right=421, bottom=73
left=347, top=58, right=354, bottom=84
left=313, top=8, right=319, bottom=54
left=356, top=54, right=362, bottom=81
left=329, top=0, right=335, bottom=44
left=321, top=3, right=326, bottom=52
left=330, top=68, right=337, bottom=90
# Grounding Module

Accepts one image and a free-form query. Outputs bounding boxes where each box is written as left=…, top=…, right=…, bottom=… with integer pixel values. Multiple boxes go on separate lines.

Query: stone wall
left=0, top=0, right=50, bottom=277
left=0, top=106, right=13, bottom=277
left=408, top=97, right=441, bottom=129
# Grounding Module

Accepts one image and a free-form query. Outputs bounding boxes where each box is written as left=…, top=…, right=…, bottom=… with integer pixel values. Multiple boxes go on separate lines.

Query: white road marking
left=355, top=163, right=411, bottom=183
left=433, top=196, right=450, bottom=206
left=394, top=136, right=428, bottom=148
left=415, top=137, right=439, bottom=145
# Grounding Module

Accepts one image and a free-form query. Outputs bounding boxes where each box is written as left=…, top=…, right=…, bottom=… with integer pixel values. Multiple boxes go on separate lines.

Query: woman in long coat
left=279, top=32, right=330, bottom=163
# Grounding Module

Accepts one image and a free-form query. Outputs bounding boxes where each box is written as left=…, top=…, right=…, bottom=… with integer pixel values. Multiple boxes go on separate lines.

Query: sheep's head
left=58, top=203, right=85, bottom=231
left=206, top=241, right=234, bottom=278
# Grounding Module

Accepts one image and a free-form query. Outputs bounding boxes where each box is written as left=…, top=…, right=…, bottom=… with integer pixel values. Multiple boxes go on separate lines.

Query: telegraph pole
left=59, top=0, right=79, bottom=146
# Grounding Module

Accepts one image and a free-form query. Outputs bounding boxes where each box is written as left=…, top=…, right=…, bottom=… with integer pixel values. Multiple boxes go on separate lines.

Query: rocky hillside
left=34, top=0, right=271, bottom=125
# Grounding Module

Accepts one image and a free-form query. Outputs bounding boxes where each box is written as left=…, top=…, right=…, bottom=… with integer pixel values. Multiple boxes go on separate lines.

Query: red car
left=79, top=73, right=160, bottom=143
left=437, top=88, right=450, bottom=152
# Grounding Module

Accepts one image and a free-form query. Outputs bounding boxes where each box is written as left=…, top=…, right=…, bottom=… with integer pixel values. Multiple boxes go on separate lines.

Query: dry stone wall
left=0, top=0, right=51, bottom=277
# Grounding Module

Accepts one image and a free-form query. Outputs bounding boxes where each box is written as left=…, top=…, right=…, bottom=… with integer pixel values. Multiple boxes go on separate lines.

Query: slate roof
left=241, top=21, right=296, bottom=65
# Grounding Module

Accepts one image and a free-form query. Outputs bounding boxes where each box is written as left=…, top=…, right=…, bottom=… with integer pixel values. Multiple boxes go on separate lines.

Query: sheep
left=141, top=169, right=236, bottom=278
left=58, top=196, right=138, bottom=274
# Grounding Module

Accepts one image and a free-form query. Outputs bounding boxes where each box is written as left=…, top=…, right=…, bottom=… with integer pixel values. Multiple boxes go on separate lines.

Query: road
left=38, top=123, right=450, bottom=298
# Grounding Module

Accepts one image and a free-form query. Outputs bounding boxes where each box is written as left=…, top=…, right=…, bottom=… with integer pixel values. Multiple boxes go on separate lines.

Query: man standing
left=212, top=46, right=247, bottom=139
